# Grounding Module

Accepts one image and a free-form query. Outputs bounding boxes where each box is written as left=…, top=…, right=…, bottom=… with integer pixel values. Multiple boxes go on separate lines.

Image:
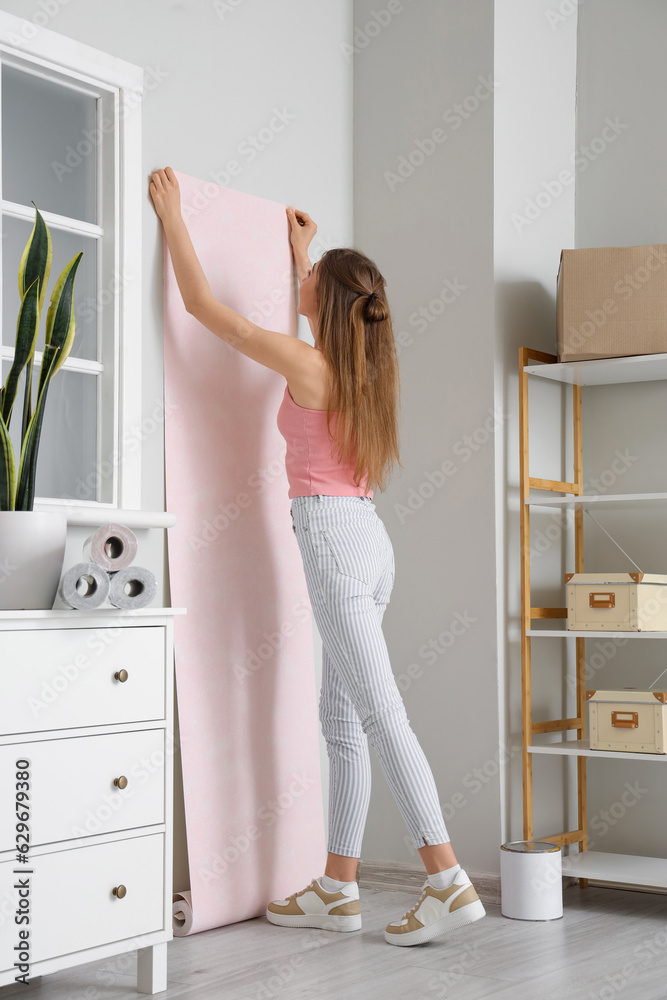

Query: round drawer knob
left=113, top=775, right=128, bottom=789
left=114, top=669, right=128, bottom=682
left=112, top=884, right=127, bottom=898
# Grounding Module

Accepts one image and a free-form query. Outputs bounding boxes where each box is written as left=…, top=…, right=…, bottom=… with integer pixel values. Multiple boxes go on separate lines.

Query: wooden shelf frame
left=519, top=348, right=667, bottom=893
left=519, top=346, right=588, bottom=886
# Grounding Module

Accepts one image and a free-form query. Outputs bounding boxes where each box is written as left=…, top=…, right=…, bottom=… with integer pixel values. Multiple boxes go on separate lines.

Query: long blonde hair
left=315, top=247, right=402, bottom=494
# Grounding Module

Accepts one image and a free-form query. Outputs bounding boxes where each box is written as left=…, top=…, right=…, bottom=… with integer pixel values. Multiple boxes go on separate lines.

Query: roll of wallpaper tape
left=59, top=561, right=110, bottom=610
left=107, top=565, right=157, bottom=610
left=82, top=523, right=138, bottom=573
left=172, top=891, right=194, bottom=936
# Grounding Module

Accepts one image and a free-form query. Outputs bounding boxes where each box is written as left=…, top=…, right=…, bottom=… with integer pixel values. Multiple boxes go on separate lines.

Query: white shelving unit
left=519, top=348, right=667, bottom=892
left=561, top=852, right=667, bottom=889
left=528, top=630, right=667, bottom=638
left=529, top=739, right=667, bottom=762
left=523, top=351, right=667, bottom=385
left=527, top=493, right=667, bottom=510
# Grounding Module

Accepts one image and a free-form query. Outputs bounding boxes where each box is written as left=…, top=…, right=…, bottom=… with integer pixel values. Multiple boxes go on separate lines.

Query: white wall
left=0, top=0, right=354, bottom=891
left=351, top=0, right=580, bottom=875
left=353, top=0, right=501, bottom=873
left=575, top=0, right=667, bottom=858
left=494, top=0, right=578, bottom=851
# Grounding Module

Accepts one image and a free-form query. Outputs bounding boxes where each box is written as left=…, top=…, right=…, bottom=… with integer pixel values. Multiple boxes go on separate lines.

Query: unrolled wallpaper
left=163, top=171, right=325, bottom=934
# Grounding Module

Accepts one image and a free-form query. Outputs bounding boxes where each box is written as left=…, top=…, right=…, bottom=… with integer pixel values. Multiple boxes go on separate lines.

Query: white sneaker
left=385, top=868, right=485, bottom=946
left=266, top=876, right=361, bottom=932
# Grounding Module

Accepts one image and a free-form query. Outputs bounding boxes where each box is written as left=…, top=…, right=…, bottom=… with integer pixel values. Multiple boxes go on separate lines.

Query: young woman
left=150, top=167, right=485, bottom=947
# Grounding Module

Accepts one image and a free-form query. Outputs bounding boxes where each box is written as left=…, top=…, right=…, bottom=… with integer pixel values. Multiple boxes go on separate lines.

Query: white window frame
left=0, top=11, right=165, bottom=528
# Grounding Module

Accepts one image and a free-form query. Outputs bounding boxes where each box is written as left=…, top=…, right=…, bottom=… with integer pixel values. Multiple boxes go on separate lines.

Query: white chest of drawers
left=0, top=607, right=186, bottom=994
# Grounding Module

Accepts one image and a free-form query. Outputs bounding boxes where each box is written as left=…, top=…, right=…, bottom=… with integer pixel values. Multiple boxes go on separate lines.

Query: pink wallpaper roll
left=163, top=171, right=325, bottom=934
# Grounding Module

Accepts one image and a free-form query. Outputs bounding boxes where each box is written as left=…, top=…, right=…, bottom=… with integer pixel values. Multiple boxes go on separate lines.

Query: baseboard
left=356, top=859, right=666, bottom=906
left=357, top=859, right=502, bottom=905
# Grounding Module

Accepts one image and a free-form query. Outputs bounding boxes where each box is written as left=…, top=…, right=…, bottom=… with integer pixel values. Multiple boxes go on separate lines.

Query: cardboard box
left=586, top=688, right=667, bottom=753
left=565, top=572, right=667, bottom=631
left=557, top=245, right=667, bottom=362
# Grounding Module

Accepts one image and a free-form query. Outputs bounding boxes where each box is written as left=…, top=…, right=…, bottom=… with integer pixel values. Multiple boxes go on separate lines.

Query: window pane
left=2, top=63, right=97, bottom=225
left=2, top=214, right=98, bottom=361
left=2, top=361, right=98, bottom=503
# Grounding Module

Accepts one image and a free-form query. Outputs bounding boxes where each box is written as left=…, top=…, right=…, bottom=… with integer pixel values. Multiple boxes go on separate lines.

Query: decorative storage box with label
left=586, top=689, right=667, bottom=753
left=557, top=244, right=667, bottom=363
left=565, top=573, right=667, bottom=631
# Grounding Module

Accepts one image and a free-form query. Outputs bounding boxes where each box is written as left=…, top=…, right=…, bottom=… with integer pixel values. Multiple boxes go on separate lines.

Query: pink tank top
left=276, top=383, right=373, bottom=500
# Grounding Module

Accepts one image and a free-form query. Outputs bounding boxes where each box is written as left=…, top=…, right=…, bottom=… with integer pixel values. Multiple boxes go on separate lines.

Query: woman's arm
left=287, top=208, right=319, bottom=340
left=150, top=167, right=249, bottom=345
left=149, top=168, right=319, bottom=377
left=160, top=214, right=210, bottom=310
left=293, top=248, right=312, bottom=285
left=294, top=249, right=318, bottom=341
left=288, top=207, right=316, bottom=284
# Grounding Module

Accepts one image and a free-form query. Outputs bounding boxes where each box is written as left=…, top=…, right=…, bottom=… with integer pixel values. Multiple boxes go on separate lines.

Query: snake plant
left=0, top=203, right=82, bottom=511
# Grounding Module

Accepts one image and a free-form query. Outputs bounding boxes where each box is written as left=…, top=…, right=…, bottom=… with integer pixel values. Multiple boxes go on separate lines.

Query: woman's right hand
left=150, top=167, right=182, bottom=225
left=286, top=206, right=317, bottom=258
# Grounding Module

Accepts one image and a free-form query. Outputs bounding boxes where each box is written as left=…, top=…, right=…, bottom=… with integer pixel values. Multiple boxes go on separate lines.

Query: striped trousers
left=290, top=493, right=450, bottom=857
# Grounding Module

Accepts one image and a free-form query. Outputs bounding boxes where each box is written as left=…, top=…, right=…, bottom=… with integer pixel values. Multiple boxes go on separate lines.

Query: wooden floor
left=3, top=883, right=667, bottom=999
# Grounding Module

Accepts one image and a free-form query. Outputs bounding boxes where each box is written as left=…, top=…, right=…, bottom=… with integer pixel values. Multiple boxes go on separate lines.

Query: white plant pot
left=0, top=511, right=68, bottom=611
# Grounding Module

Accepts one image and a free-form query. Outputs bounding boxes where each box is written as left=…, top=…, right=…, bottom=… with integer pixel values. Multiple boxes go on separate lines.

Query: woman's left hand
left=149, top=167, right=181, bottom=224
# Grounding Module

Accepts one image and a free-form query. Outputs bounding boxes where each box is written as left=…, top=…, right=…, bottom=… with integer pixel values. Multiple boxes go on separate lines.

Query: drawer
left=0, top=627, right=166, bottom=735
left=0, top=832, right=164, bottom=972
left=0, top=730, right=165, bottom=852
